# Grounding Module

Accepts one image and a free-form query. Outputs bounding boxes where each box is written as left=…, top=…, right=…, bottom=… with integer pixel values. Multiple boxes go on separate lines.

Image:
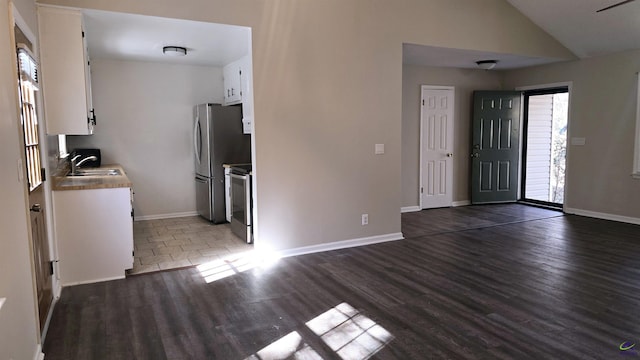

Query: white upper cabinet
left=223, top=58, right=243, bottom=105
left=38, top=6, right=95, bottom=135
left=239, top=55, right=254, bottom=134
left=223, top=55, right=254, bottom=134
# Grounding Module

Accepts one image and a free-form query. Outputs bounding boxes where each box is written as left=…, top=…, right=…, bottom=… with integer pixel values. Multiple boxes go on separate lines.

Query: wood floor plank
left=43, top=205, right=640, bottom=359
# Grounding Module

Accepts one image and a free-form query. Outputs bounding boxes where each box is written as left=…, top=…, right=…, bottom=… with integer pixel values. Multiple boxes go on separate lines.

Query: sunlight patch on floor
left=197, top=250, right=281, bottom=283
left=306, top=302, right=394, bottom=360
left=244, top=331, right=323, bottom=360
left=244, top=302, right=393, bottom=360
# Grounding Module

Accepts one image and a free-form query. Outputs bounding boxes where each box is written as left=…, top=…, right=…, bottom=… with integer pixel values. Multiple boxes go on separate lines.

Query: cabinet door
left=38, top=6, right=93, bottom=135
left=223, top=60, right=242, bottom=105
left=239, top=55, right=254, bottom=134
left=53, top=188, right=133, bottom=285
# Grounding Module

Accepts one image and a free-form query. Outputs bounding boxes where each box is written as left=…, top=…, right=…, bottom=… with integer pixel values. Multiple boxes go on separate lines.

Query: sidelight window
left=633, top=73, right=640, bottom=179
left=17, top=47, right=42, bottom=191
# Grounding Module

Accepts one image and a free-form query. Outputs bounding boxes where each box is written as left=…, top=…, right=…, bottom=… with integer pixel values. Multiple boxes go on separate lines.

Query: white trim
left=516, top=82, right=573, bottom=207
left=401, top=206, right=421, bottom=213
left=275, top=233, right=404, bottom=259
left=633, top=73, right=640, bottom=178
left=53, top=278, right=62, bottom=299
left=40, top=296, right=58, bottom=344
left=515, top=82, right=572, bottom=92
left=61, top=275, right=125, bottom=287
left=564, top=207, right=640, bottom=226
left=11, top=4, right=38, bottom=48
left=419, top=85, right=455, bottom=210
left=134, top=211, right=199, bottom=221
left=452, top=200, right=471, bottom=207
left=33, top=345, right=44, bottom=360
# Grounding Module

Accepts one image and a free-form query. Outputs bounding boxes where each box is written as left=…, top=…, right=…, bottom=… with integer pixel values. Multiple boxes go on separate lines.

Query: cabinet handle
left=227, top=89, right=231, bottom=97
left=231, top=88, right=235, bottom=96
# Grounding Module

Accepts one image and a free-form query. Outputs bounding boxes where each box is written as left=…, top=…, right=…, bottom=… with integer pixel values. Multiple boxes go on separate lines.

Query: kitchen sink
left=67, top=169, right=122, bottom=177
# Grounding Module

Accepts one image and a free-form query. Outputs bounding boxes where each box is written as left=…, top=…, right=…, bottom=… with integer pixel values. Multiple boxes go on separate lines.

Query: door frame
left=11, top=3, right=59, bottom=340
left=516, top=82, right=573, bottom=207
left=419, top=85, right=455, bottom=209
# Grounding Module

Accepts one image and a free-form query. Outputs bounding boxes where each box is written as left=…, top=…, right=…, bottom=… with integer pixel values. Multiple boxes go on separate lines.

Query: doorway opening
left=521, top=87, right=569, bottom=208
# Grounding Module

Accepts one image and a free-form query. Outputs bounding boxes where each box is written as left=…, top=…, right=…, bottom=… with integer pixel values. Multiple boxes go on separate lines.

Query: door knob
left=30, top=204, right=41, bottom=212
left=470, top=153, right=479, bottom=158
left=446, top=153, right=454, bottom=157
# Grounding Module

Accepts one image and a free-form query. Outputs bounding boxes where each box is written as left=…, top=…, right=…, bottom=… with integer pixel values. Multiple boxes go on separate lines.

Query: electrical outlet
left=362, top=214, right=369, bottom=226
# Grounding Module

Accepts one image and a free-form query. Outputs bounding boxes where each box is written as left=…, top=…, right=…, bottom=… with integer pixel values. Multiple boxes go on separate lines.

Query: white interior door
left=420, top=86, right=454, bottom=209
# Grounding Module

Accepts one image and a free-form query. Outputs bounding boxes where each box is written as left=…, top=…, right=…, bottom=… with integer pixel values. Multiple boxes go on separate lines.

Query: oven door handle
left=230, top=173, right=251, bottom=226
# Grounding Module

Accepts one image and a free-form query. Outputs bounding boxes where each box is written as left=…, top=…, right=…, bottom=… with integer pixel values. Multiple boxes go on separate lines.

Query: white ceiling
left=506, top=0, right=640, bottom=58
left=403, top=44, right=567, bottom=70
left=83, top=1, right=639, bottom=70
left=405, top=0, right=640, bottom=70
left=82, top=9, right=250, bottom=67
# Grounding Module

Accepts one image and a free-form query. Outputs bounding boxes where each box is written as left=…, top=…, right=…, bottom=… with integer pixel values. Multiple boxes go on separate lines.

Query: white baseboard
left=62, top=275, right=126, bottom=287
left=564, top=207, right=640, bottom=225
left=33, top=345, right=44, bottom=360
left=401, top=206, right=421, bottom=213
left=276, top=232, right=404, bottom=259
left=403, top=202, right=469, bottom=213
left=452, top=200, right=471, bottom=207
left=135, top=211, right=198, bottom=221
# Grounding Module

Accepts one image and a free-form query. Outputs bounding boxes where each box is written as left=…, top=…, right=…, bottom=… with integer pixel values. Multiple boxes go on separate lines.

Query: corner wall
left=503, top=50, right=640, bottom=220
left=0, top=0, right=42, bottom=358
left=67, top=59, right=224, bottom=219
left=37, top=0, right=575, bottom=253
left=402, top=65, right=503, bottom=208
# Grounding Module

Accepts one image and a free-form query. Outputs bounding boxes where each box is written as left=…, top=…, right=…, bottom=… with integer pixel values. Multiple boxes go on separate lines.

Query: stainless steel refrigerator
left=194, top=103, right=251, bottom=223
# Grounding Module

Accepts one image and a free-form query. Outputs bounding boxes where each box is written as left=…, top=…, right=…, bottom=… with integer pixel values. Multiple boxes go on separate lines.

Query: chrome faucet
left=70, top=155, right=98, bottom=175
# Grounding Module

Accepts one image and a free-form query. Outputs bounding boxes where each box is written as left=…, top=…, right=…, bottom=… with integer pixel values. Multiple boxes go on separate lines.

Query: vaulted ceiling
left=506, top=0, right=640, bottom=58
left=405, top=0, right=640, bottom=70
left=82, top=1, right=640, bottom=70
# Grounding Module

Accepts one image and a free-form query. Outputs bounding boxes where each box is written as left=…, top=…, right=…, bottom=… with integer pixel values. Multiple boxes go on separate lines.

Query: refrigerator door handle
left=194, top=117, right=201, bottom=164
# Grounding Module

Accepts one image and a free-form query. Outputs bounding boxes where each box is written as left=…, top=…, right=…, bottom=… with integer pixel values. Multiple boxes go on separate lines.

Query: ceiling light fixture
left=163, top=46, right=187, bottom=56
left=476, top=60, right=498, bottom=70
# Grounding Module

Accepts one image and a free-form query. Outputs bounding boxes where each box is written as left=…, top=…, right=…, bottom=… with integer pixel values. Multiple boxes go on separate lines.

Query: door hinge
left=41, top=167, right=46, bottom=182
left=421, top=187, right=424, bottom=194
left=422, top=99, right=425, bottom=106
left=49, top=261, right=55, bottom=275
left=82, top=31, right=85, bottom=38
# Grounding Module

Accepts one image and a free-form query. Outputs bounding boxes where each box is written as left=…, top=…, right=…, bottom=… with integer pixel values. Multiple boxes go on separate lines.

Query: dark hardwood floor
left=43, top=204, right=640, bottom=359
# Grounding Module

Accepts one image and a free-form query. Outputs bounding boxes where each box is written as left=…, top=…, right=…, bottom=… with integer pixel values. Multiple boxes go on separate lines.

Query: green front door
left=471, top=91, right=522, bottom=204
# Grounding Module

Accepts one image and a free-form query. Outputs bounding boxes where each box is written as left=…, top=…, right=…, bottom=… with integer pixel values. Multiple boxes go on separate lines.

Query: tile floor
left=130, top=216, right=253, bottom=274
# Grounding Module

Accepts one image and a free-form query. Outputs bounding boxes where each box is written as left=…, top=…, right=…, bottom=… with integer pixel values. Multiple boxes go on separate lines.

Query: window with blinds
left=17, top=47, right=42, bottom=191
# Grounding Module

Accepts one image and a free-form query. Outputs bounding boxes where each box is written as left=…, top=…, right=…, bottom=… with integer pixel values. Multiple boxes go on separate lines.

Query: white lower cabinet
left=53, top=187, right=133, bottom=286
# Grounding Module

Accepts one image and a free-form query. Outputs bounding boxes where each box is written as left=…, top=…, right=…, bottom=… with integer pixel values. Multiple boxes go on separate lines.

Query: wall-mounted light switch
left=375, top=144, right=385, bottom=155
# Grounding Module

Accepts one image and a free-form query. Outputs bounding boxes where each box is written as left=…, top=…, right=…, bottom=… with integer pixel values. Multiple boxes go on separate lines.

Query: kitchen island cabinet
left=52, top=167, right=133, bottom=286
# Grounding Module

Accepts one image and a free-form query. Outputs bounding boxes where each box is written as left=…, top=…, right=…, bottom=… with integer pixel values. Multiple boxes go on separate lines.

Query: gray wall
left=39, top=0, right=573, bottom=253
left=67, top=59, right=224, bottom=219
left=0, top=0, right=41, bottom=358
left=0, top=0, right=581, bottom=356
left=503, top=50, right=640, bottom=219
left=402, top=65, right=503, bottom=208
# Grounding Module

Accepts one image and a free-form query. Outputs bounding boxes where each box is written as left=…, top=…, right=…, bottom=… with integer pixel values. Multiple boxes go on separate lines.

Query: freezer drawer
left=195, top=175, right=212, bottom=221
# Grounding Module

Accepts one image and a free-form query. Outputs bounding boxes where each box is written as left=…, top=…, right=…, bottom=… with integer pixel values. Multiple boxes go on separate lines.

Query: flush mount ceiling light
left=476, top=60, right=498, bottom=70
left=162, top=46, right=187, bottom=56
